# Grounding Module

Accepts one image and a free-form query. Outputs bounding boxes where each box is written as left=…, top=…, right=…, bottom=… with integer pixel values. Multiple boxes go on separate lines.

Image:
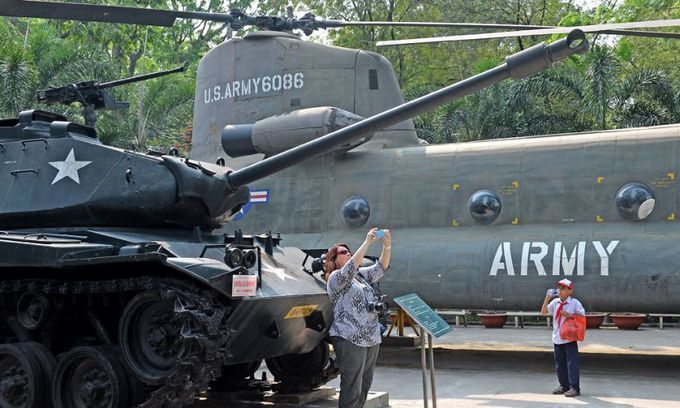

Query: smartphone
left=375, top=229, right=384, bottom=239
left=549, top=288, right=559, bottom=297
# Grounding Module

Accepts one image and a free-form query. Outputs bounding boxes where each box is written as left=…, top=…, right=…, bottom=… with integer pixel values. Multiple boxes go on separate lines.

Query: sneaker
left=552, top=386, right=566, bottom=394
left=564, top=389, right=581, bottom=397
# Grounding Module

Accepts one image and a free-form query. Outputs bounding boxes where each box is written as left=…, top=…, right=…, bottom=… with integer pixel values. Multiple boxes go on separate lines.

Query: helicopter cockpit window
left=342, top=196, right=370, bottom=228
left=467, top=190, right=502, bottom=225
left=615, top=183, right=655, bottom=221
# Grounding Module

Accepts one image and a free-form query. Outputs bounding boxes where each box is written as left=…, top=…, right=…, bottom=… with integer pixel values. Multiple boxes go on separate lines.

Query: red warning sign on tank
left=232, top=275, right=258, bottom=297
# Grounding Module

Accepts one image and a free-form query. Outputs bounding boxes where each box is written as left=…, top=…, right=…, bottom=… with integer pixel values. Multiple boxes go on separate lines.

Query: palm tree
left=584, top=46, right=620, bottom=130
left=0, top=19, right=195, bottom=152
left=613, top=69, right=676, bottom=128
left=508, top=46, right=677, bottom=134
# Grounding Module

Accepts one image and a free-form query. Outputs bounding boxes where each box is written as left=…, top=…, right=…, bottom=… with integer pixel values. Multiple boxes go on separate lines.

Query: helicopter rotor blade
left=2, top=2, right=554, bottom=32
left=318, top=20, right=551, bottom=30
left=0, top=1, right=587, bottom=34
left=377, top=19, right=680, bottom=46
left=10, top=0, right=680, bottom=42
left=598, top=29, right=680, bottom=39
left=2, top=0, right=232, bottom=27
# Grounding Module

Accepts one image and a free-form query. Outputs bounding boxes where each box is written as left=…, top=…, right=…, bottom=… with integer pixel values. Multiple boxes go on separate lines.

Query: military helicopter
left=0, top=2, right=592, bottom=408
left=194, top=15, right=680, bottom=314
left=7, top=1, right=680, bottom=317
left=182, top=10, right=680, bottom=314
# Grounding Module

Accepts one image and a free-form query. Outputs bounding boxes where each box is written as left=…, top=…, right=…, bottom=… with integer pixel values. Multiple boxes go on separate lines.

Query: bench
left=505, top=311, right=552, bottom=328
left=648, top=313, right=680, bottom=329
left=435, top=309, right=469, bottom=327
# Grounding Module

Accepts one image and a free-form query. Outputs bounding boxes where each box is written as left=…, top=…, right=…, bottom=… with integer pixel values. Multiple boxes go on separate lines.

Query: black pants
left=554, top=341, right=580, bottom=392
left=331, top=336, right=380, bottom=408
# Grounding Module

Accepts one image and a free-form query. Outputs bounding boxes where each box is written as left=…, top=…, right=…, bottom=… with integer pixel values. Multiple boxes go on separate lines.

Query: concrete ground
left=341, top=362, right=680, bottom=407
left=201, top=326, right=680, bottom=407
left=333, top=326, right=680, bottom=407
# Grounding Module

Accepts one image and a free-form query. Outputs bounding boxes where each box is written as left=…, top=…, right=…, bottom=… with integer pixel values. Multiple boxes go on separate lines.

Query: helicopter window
left=342, top=196, right=370, bottom=228
left=369, top=69, right=379, bottom=90
left=615, top=182, right=655, bottom=221
left=467, top=190, right=502, bottom=225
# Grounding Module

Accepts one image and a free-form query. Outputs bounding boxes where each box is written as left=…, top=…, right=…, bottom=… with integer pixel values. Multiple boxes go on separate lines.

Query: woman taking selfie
left=323, top=228, right=392, bottom=408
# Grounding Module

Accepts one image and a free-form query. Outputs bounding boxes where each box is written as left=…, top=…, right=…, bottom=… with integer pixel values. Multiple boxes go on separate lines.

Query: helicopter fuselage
left=226, top=124, right=680, bottom=313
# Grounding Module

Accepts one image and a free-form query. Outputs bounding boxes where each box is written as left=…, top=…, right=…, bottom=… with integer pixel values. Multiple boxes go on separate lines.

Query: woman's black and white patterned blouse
left=327, top=259, right=386, bottom=347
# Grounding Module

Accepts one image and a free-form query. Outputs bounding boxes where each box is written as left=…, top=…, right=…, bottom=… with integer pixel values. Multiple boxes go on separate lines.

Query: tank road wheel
left=210, top=360, right=262, bottom=391
left=119, top=290, right=184, bottom=384
left=0, top=343, right=51, bottom=408
left=266, top=342, right=331, bottom=392
left=16, top=342, right=56, bottom=383
left=52, top=347, right=131, bottom=408
left=16, top=294, right=52, bottom=331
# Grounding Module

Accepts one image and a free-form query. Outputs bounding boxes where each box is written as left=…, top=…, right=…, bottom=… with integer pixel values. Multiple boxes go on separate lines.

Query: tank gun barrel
left=226, top=30, right=588, bottom=188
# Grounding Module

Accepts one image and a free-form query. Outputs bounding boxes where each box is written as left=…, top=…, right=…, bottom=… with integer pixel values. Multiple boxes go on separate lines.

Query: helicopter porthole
left=615, top=183, right=655, bottom=221
left=341, top=196, right=370, bottom=228
left=467, top=190, right=502, bottom=225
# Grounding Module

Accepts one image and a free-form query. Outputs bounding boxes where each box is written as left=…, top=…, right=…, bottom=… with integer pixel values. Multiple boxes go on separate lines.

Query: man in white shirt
left=541, top=278, right=585, bottom=397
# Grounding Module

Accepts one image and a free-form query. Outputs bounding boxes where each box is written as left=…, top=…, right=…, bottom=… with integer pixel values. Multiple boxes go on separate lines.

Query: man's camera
left=367, top=294, right=388, bottom=313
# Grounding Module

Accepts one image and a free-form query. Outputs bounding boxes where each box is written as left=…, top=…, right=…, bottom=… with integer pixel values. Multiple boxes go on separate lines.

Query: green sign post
left=393, top=293, right=451, bottom=408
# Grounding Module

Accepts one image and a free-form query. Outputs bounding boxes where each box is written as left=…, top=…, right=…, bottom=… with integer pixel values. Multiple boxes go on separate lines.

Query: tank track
left=2, top=277, right=229, bottom=408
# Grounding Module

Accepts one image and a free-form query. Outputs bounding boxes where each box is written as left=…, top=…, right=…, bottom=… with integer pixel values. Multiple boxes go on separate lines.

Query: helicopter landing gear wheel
left=210, top=360, right=262, bottom=391
left=119, top=290, right=184, bottom=384
left=52, top=347, right=132, bottom=408
left=265, top=342, right=331, bottom=392
left=0, top=343, right=52, bottom=408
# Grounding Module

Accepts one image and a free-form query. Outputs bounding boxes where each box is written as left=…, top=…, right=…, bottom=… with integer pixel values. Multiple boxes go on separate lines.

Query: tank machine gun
left=36, top=66, right=186, bottom=127
left=0, top=2, right=588, bottom=405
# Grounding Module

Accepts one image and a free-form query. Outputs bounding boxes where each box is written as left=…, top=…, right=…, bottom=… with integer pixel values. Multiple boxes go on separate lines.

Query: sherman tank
left=0, top=30, right=586, bottom=408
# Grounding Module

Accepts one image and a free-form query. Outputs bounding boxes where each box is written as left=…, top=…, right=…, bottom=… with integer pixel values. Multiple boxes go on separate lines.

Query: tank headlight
left=242, top=249, right=257, bottom=269
left=225, top=247, right=244, bottom=268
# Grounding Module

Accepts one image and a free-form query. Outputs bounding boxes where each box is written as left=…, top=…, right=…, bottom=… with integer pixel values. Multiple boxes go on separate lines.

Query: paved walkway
left=350, top=364, right=680, bottom=408
left=372, top=326, right=680, bottom=407
left=199, top=326, right=680, bottom=407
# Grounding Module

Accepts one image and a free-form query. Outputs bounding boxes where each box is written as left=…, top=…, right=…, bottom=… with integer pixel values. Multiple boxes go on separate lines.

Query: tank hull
left=0, top=227, right=333, bottom=406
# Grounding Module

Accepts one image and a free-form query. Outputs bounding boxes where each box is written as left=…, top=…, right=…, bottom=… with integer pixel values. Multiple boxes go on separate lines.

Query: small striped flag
left=250, top=190, right=269, bottom=203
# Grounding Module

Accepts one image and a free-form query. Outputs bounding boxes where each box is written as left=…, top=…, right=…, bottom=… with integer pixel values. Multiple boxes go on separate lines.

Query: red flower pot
left=478, top=313, right=507, bottom=328
left=610, top=313, right=646, bottom=330
left=585, top=313, right=607, bottom=329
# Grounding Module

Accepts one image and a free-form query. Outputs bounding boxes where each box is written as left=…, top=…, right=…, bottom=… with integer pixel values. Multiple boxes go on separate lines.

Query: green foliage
left=0, top=15, right=195, bottom=152
left=383, top=0, right=680, bottom=142
left=2, top=0, right=680, bottom=150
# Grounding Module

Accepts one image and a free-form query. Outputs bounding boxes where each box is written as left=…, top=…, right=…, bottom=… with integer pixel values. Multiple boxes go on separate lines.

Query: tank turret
left=0, top=31, right=587, bottom=231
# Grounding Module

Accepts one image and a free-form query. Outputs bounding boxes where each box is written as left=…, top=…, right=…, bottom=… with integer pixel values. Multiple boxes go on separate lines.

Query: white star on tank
left=268, top=266, right=297, bottom=282
left=48, top=148, right=92, bottom=185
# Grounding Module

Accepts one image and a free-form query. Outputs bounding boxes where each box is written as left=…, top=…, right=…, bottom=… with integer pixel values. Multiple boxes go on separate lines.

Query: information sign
left=393, top=293, right=452, bottom=338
